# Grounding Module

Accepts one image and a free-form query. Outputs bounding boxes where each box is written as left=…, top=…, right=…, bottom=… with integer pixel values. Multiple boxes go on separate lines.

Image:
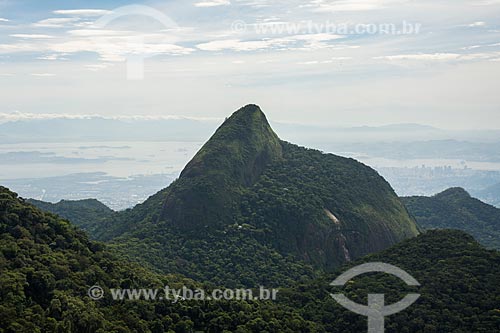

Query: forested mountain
left=2, top=186, right=499, bottom=332
left=27, top=198, right=113, bottom=234
left=282, top=229, right=500, bottom=332
left=402, top=188, right=500, bottom=249
left=0, top=186, right=318, bottom=332
left=90, top=105, right=419, bottom=287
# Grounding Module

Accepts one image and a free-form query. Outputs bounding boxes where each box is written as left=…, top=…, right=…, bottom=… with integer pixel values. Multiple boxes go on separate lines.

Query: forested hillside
left=27, top=198, right=113, bottom=234
left=281, top=229, right=500, bottom=332
left=0, top=186, right=317, bottom=332
left=2, top=186, right=499, bottom=332
left=403, top=188, right=500, bottom=249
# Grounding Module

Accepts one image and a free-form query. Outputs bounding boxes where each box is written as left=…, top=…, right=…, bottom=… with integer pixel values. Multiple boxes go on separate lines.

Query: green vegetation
left=2, top=187, right=499, bottom=332
left=403, top=187, right=500, bottom=249
left=0, top=186, right=319, bottom=332
left=282, top=229, right=500, bottom=332
left=27, top=198, right=113, bottom=235
left=90, top=105, right=418, bottom=287
left=159, top=104, right=283, bottom=231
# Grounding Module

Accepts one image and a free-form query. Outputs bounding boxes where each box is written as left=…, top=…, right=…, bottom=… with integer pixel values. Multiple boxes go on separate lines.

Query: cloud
left=236, top=0, right=272, bottom=8
left=0, top=43, right=38, bottom=53
left=0, top=18, right=9, bottom=22
left=53, top=9, right=111, bottom=17
left=472, top=0, right=500, bottom=5
left=67, top=29, right=132, bottom=37
left=462, top=45, right=481, bottom=50
left=310, top=0, right=408, bottom=12
left=297, top=60, right=333, bottom=65
left=374, top=53, right=461, bottom=61
left=37, top=54, right=68, bottom=60
left=10, top=34, right=54, bottom=39
left=50, top=36, right=195, bottom=62
left=460, top=51, right=500, bottom=60
left=1, top=28, right=194, bottom=62
left=34, top=17, right=80, bottom=28
left=85, top=64, right=111, bottom=71
left=296, top=57, right=351, bottom=65
left=194, top=0, right=231, bottom=7
left=468, top=21, right=486, bottom=27
left=374, top=51, right=500, bottom=62
left=31, top=73, right=56, bottom=77
left=196, top=33, right=344, bottom=51
left=0, top=111, right=221, bottom=123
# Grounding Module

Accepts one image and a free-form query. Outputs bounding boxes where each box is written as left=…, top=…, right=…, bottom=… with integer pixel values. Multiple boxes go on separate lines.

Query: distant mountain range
left=403, top=188, right=500, bottom=249
left=3, top=115, right=500, bottom=146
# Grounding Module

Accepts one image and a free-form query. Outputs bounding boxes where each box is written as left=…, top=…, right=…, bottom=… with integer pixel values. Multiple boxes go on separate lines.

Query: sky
left=0, top=0, right=499, bottom=129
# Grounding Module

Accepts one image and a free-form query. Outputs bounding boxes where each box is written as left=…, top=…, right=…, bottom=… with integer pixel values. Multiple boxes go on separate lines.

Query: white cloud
left=194, top=0, right=231, bottom=7
left=10, top=34, right=54, bottom=39
left=197, top=39, right=267, bottom=51
left=50, top=36, right=195, bottom=62
left=462, top=45, right=481, bottom=50
left=197, top=33, right=344, bottom=51
left=460, top=51, right=500, bottom=60
left=236, top=0, right=272, bottom=9
left=85, top=64, right=111, bottom=71
left=37, top=54, right=68, bottom=60
left=0, top=43, right=38, bottom=53
left=1, top=28, right=194, bottom=62
left=0, top=111, right=220, bottom=122
left=31, top=73, right=56, bottom=77
left=374, top=53, right=461, bottom=61
left=311, top=0, right=408, bottom=12
left=374, top=51, right=500, bottom=62
left=34, top=17, right=80, bottom=28
left=296, top=56, right=351, bottom=65
left=468, top=21, right=486, bottom=27
left=472, top=0, right=500, bottom=5
left=297, top=60, right=335, bottom=65
left=53, top=9, right=111, bottom=17
left=67, top=29, right=132, bottom=37
left=0, top=18, right=9, bottom=22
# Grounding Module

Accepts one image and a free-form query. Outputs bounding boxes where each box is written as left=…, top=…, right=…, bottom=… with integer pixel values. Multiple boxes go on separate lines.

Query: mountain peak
left=180, top=104, right=282, bottom=179
left=160, top=105, right=283, bottom=229
left=435, top=187, right=471, bottom=200
left=232, top=103, right=263, bottom=116
left=209, top=104, right=274, bottom=143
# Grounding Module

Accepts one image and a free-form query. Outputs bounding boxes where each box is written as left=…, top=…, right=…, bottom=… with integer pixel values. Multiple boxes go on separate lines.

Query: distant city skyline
left=1, top=0, right=499, bottom=129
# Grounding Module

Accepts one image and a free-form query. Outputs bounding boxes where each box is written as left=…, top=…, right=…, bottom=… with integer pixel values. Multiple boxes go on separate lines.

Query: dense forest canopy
left=403, top=187, right=500, bottom=249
